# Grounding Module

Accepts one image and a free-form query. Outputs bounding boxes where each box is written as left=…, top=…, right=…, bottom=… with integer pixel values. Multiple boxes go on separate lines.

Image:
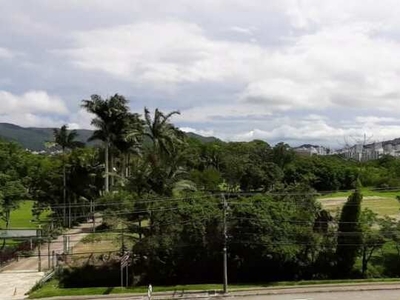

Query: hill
left=0, top=123, right=96, bottom=151
left=185, top=132, right=220, bottom=143
left=0, top=123, right=220, bottom=151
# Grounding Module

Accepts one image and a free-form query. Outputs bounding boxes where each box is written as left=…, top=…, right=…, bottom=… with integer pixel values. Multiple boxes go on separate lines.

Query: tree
left=144, top=108, right=182, bottom=159
left=53, top=125, right=84, bottom=227
left=113, top=112, right=144, bottom=180
left=379, top=216, right=400, bottom=256
left=335, top=189, right=363, bottom=278
left=272, top=142, right=295, bottom=170
left=0, top=174, right=27, bottom=248
left=359, top=208, right=385, bottom=277
left=82, top=94, right=130, bottom=192
left=132, top=194, right=222, bottom=285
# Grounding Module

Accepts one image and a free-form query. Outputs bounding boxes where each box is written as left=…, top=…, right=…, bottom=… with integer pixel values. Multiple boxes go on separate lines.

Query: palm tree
left=114, top=112, right=144, bottom=179
left=53, top=124, right=84, bottom=227
left=144, top=108, right=183, bottom=158
left=81, top=94, right=129, bottom=192
left=141, top=108, right=190, bottom=196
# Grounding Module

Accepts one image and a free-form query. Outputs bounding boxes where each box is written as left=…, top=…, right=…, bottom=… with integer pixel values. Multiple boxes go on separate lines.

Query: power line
left=40, top=194, right=212, bottom=210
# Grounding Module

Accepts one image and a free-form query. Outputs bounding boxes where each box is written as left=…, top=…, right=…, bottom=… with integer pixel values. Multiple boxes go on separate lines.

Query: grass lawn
left=319, top=188, right=400, bottom=200
left=0, top=201, right=51, bottom=229
left=320, top=197, right=400, bottom=216
left=29, top=278, right=400, bottom=299
left=318, top=188, right=400, bottom=217
left=28, top=280, right=251, bottom=299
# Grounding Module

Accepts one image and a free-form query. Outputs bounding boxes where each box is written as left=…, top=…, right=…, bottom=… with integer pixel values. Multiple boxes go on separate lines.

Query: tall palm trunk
left=110, top=151, right=115, bottom=187
left=126, top=153, right=131, bottom=177
left=62, top=148, right=67, bottom=227
left=105, top=141, right=109, bottom=192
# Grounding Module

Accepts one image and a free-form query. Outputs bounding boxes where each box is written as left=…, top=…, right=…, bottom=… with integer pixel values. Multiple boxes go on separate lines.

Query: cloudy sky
left=1, top=0, right=400, bottom=147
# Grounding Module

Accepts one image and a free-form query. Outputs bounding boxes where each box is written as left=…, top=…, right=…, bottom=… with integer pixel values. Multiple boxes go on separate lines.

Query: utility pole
left=222, top=193, right=228, bottom=294
left=38, top=229, right=42, bottom=272
left=68, top=200, right=72, bottom=228
left=92, top=200, right=96, bottom=233
left=48, top=237, right=51, bottom=270
left=120, top=223, right=126, bottom=253
left=52, top=250, right=55, bottom=270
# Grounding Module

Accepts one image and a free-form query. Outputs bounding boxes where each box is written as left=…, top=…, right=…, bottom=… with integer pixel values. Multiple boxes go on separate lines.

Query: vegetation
left=335, top=189, right=363, bottom=277
left=3, top=94, right=400, bottom=293
left=0, top=201, right=49, bottom=229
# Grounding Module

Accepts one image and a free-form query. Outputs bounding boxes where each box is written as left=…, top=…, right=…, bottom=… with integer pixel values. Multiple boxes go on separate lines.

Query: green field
left=0, top=201, right=50, bottom=229
left=318, top=188, right=400, bottom=216
left=320, top=188, right=400, bottom=199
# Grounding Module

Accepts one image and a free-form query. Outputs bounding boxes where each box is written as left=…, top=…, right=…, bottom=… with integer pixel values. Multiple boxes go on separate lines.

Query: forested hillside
left=0, top=123, right=219, bottom=151
left=0, top=123, right=95, bottom=151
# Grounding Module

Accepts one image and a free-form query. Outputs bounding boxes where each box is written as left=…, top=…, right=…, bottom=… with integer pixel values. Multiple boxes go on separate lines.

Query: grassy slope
left=0, top=201, right=50, bottom=229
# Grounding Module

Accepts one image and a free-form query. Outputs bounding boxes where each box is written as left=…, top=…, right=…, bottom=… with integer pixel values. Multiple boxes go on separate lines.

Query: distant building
left=293, top=140, right=400, bottom=161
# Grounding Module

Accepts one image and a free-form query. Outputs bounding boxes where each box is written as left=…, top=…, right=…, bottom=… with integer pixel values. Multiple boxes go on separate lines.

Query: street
left=35, top=287, right=400, bottom=300
left=227, top=290, right=400, bottom=299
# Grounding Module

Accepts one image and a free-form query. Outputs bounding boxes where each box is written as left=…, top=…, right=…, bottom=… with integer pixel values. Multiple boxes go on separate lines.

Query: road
left=0, top=219, right=98, bottom=300
left=232, top=290, right=400, bottom=300
left=33, top=284, right=400, bottom=300
left=42, top=290, right=400, bottom=300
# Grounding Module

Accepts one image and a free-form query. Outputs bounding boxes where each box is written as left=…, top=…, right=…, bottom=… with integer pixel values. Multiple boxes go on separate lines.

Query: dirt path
left=0, top=219, right=99, bottom=299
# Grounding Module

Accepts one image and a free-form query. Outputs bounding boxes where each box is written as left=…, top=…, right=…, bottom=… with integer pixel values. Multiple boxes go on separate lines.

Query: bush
left=59, top=263, right=128, bottom=288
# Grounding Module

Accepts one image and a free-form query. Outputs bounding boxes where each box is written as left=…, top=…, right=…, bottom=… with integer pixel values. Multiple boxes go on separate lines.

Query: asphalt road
left=233, top=290, right=400, bottom=299
left=38, top=289, right=400, bottom=300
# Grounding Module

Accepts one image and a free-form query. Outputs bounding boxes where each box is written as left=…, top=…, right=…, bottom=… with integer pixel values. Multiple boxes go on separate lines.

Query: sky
left=1, top=0, right=400, bottom=147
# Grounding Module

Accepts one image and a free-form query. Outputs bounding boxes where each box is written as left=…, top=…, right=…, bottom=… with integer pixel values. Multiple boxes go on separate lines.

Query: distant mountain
left=0, top=123, right=96, bottom=151
left=185, top=132, right=221, bottom=143
left=0, top=123, right=220, bottom=151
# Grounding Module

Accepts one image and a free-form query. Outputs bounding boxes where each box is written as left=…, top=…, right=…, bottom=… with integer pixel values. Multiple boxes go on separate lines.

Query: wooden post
left=38, top=240, right=42, bottom=272
left=47, top=238, right=51, bottom=270
left=38, top=230, right=42, bottom=272
left=52, top=250, right=55, bottom=269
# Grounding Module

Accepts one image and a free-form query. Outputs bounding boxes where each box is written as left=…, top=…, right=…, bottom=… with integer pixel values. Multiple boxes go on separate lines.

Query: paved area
left=36, top=289, right=400, bottom=300
left=0, top=270, right=44, bottom=300
left=232, top=290, right=400, bottom=299
left=0, top=219, right=98, bottom=299
left=38, top=283, right=400, bottom=300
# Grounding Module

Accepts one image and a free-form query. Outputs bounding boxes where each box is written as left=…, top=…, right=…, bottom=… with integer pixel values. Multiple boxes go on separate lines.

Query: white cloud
left=355, top=116, right=399, bottom=124
left=228, top=26, right=256, bottom=35
left=0, top=47, right=14, bottom=59
left=0, top=90, right=68, bottom=115
left=226, top=117, right=400, bottom=147
left=57, top=19, right=400, bottom=115
left=176, top=103, right=273, bottom=123
left=0, top=90, right=69, bottom=128
left=0, top=113, right=65, bottom=128
left=57, top=21, right=263, bottom=85
left=4, top=1, right=400, bottom=146
left=67, top=109, right=94, bottom=129
left=180, top=127, right=215, bottom=137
